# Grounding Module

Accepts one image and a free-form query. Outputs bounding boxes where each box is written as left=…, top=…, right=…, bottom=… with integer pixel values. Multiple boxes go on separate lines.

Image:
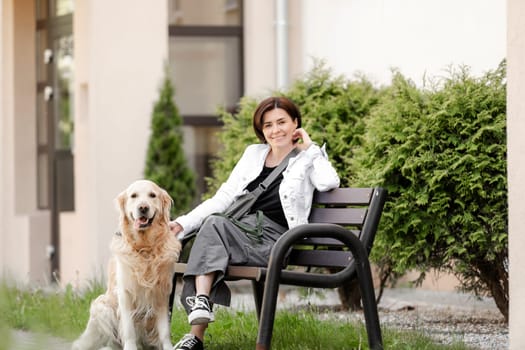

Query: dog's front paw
left=122, top=341, right=138, bottom=350
left=161, top=340, right=173, bottom=350
left=71, top=340, right=81, bottom=350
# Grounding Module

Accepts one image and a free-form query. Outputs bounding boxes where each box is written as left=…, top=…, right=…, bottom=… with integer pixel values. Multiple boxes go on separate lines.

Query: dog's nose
left=138, top=204, right=149, bottom=215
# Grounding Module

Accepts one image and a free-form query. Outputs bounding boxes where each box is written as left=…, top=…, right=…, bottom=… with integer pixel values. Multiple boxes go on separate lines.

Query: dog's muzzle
left=131, top=210, right=156, bottom=230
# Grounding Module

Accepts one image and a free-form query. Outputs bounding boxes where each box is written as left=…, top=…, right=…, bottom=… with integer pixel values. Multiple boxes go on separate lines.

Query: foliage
left=144, top=74, right=196, bottom=216
left=206, top=61, right=382, bottom=193
left=352, top=61, right=508, bottom=319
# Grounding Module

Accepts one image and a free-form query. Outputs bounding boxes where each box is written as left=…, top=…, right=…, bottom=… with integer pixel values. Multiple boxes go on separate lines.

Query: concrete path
left=9, top=330, right=72, bottom=350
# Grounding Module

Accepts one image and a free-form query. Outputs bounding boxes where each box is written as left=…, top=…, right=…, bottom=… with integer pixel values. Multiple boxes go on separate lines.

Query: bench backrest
left=286, top=187, right=385, bottom=269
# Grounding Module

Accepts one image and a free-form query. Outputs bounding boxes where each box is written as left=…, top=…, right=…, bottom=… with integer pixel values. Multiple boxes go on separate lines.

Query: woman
left=169, top=96, right=340, bottom=350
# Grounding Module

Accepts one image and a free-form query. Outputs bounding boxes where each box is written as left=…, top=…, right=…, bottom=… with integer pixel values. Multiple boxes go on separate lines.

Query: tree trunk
left=336, top=277, right=362, bottom=311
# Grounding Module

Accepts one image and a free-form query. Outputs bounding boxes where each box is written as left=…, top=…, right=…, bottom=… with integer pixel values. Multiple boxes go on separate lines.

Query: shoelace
left=186, top=296, right=209, bottom=309
left=174, top=334, right=199, bottom=348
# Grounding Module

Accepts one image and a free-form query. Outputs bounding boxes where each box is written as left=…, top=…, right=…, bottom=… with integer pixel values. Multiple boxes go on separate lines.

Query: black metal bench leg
left=251, top=280, right=264, bottom=323
left=355, top=257, right=383, bottom=349
left=168, top=273, right=179, bottom=323
left=255, top=269, right=280, bottom=350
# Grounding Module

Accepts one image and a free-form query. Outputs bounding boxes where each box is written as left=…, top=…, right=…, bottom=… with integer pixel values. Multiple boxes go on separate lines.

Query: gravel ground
left=371, top=288, right=508, bottom=349
left=228, top=283, right=509, bottom=350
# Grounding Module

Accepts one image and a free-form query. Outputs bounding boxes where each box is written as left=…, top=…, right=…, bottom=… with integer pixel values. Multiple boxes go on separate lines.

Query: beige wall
left=60, top=0, right=169, bottom=286
left=0, top=0, right=169, bottom=286
left=243, top=1, right=276, bottom=96
left=508, top=0, right=524, bottom=347
left=0, top=0, right=8, bottom=279
left=301, top=0, right=505, bottom=86
left=0, top=0, right=50, bottom=284
left=243, top=0, right=303, bottom=96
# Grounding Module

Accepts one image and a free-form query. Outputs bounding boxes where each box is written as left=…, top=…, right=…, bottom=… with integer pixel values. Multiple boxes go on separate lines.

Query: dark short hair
left=252, top=96, right=302, bottom=143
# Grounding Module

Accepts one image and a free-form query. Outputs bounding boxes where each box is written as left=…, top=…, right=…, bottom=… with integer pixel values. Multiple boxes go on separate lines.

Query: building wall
left=0, top=0, right=8, bottom=280
left=0, top=0, right=50, bottom=284
left=0, top=0, right=169, bottom=286
left=508, top=0, right=524, bottom=347
left=60, top=0, right=169, bottom=286
left=301, top=0, right=506, bottom=86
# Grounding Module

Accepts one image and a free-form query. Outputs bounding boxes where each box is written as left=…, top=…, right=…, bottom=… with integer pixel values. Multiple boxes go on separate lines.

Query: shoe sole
left=188, top=310, right=215, bottom=325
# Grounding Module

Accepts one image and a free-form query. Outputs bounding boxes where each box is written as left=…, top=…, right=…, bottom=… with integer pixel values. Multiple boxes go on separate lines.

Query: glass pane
left=36, top=0, right=48, bottom=20
left=169, top=36, right=241, bottom=115
left=53, top=35, right=74, bottom=150
left=183, top=126, right=222, bottom=196
left=36, top=29, right=48, bottom=82
left=169, top=0, right=241, bottom=25
left=52, top=0, right=74, bottom=16
left=37, top=90, right=48, bottom=145
left=38, top=153, right=49, bottom=208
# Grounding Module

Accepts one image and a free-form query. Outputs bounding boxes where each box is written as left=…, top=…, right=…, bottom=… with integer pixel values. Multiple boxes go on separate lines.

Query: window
left=168, top=0, right=243, bottom=196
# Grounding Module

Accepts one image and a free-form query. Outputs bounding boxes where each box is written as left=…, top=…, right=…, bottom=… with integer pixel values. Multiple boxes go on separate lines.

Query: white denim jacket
left=175, top=143, right=340, bottom=238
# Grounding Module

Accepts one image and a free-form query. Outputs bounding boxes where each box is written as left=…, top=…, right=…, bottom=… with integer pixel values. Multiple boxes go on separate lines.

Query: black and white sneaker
left=173, top=333, right=204, bottom=350
left=186, top=294, right=215, bottom=325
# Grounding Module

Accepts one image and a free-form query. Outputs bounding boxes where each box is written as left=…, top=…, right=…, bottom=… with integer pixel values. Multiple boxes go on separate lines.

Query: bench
left=170, top=187, right=386, bottom=350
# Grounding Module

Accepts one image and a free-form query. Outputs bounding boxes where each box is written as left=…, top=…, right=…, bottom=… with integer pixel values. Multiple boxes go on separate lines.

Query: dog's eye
left=149, top=192, right=156, bottom=198
left=130, top=193, right=137, bottom=198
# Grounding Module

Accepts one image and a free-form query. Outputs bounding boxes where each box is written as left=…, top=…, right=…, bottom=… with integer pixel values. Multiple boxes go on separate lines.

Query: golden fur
left=72, top=180, right=181, bottom=350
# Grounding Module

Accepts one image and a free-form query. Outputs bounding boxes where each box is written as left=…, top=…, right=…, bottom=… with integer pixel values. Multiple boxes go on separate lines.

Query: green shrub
left=144, top=74, right=196, bottom=216
left=352, top=61, right=508, bottom=320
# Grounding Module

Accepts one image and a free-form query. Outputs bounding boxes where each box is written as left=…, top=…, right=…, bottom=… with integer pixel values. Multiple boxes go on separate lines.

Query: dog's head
left=116, top=180, right=172, bottom=232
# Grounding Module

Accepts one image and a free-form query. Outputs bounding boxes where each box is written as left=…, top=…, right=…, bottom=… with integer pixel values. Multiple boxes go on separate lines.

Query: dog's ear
left=159, top=188, right=173, bottom=223
left=115, top=190, right=128, bottom=225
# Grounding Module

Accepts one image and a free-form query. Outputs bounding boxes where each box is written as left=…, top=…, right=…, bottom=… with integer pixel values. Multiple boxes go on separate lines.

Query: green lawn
left=0, top=281, right=469, bottom=350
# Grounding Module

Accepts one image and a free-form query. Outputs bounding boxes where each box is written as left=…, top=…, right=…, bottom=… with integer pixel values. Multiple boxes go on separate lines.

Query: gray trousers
left=180, top=213, right=287, bottom=314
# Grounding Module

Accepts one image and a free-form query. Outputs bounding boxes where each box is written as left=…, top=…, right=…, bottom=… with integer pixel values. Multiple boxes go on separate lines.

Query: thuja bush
left=206, top=61, right=381, bottom=193
left=352, top=61, right=508, bottom=319
left=144, top=75, right=196, bottom=216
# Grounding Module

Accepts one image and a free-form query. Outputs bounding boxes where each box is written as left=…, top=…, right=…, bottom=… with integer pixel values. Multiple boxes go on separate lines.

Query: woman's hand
left=169, top=221, right=183, bottom=237
left=292, top=128, right=313, bottom=151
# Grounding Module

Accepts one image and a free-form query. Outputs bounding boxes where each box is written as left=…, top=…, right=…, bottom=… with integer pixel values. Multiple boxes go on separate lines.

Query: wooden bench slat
left=298, top=230, right=360, bottom=247
left=287, top=249, right=353, bottom=268
left=226, top=265, right=261, bottom=280
left=309, top=207, right=367, bottom=226
left=313, top=187, right=372, bottom=205
left=175, top=263, right=261, bottom=280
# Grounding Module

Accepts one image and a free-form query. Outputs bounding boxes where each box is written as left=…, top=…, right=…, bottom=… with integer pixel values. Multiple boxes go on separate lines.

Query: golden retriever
left=72, top=180, right=181, bottom=350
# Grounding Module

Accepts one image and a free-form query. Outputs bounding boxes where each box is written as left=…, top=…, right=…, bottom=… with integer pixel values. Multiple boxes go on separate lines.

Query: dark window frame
left=168, top=13, right=244, bottom=127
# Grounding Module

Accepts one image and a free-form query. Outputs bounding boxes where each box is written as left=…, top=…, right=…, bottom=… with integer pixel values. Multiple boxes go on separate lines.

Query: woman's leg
left=175, top=214, right=285, bottom=349
left=195, top=272, right=214, bottom=296
left=173, top=273, right=215, bottom=350
left=187, top=273, right=216, bottom=325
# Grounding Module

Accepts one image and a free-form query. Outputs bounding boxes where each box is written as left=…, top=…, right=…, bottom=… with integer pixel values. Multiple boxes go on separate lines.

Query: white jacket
left=175, top=143, right=340, bottom=238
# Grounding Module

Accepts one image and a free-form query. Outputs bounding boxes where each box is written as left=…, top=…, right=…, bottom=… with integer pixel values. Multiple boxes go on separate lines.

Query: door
left=36, top=0, right=75, bottom=280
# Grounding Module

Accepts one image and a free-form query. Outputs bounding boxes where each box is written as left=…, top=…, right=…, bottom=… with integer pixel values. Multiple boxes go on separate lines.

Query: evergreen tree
left=144, top=75, right=196, bottom=217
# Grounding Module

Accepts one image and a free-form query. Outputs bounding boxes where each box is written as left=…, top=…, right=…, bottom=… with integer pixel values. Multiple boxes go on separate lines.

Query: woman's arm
left=304, top=143, right=340, bottom=191
left=170, top=145, right=265, bottom=237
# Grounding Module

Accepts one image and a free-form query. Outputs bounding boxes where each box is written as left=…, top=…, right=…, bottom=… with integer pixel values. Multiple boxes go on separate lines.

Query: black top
left=245, top=165, right=287, bottom=227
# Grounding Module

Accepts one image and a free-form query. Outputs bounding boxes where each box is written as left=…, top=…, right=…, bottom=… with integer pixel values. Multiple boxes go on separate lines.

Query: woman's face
left=261, top=108, right=298, bottom=150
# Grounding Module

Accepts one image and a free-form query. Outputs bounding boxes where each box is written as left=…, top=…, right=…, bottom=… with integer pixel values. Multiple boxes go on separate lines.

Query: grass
left=0, top=280, right=470, bottom=350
